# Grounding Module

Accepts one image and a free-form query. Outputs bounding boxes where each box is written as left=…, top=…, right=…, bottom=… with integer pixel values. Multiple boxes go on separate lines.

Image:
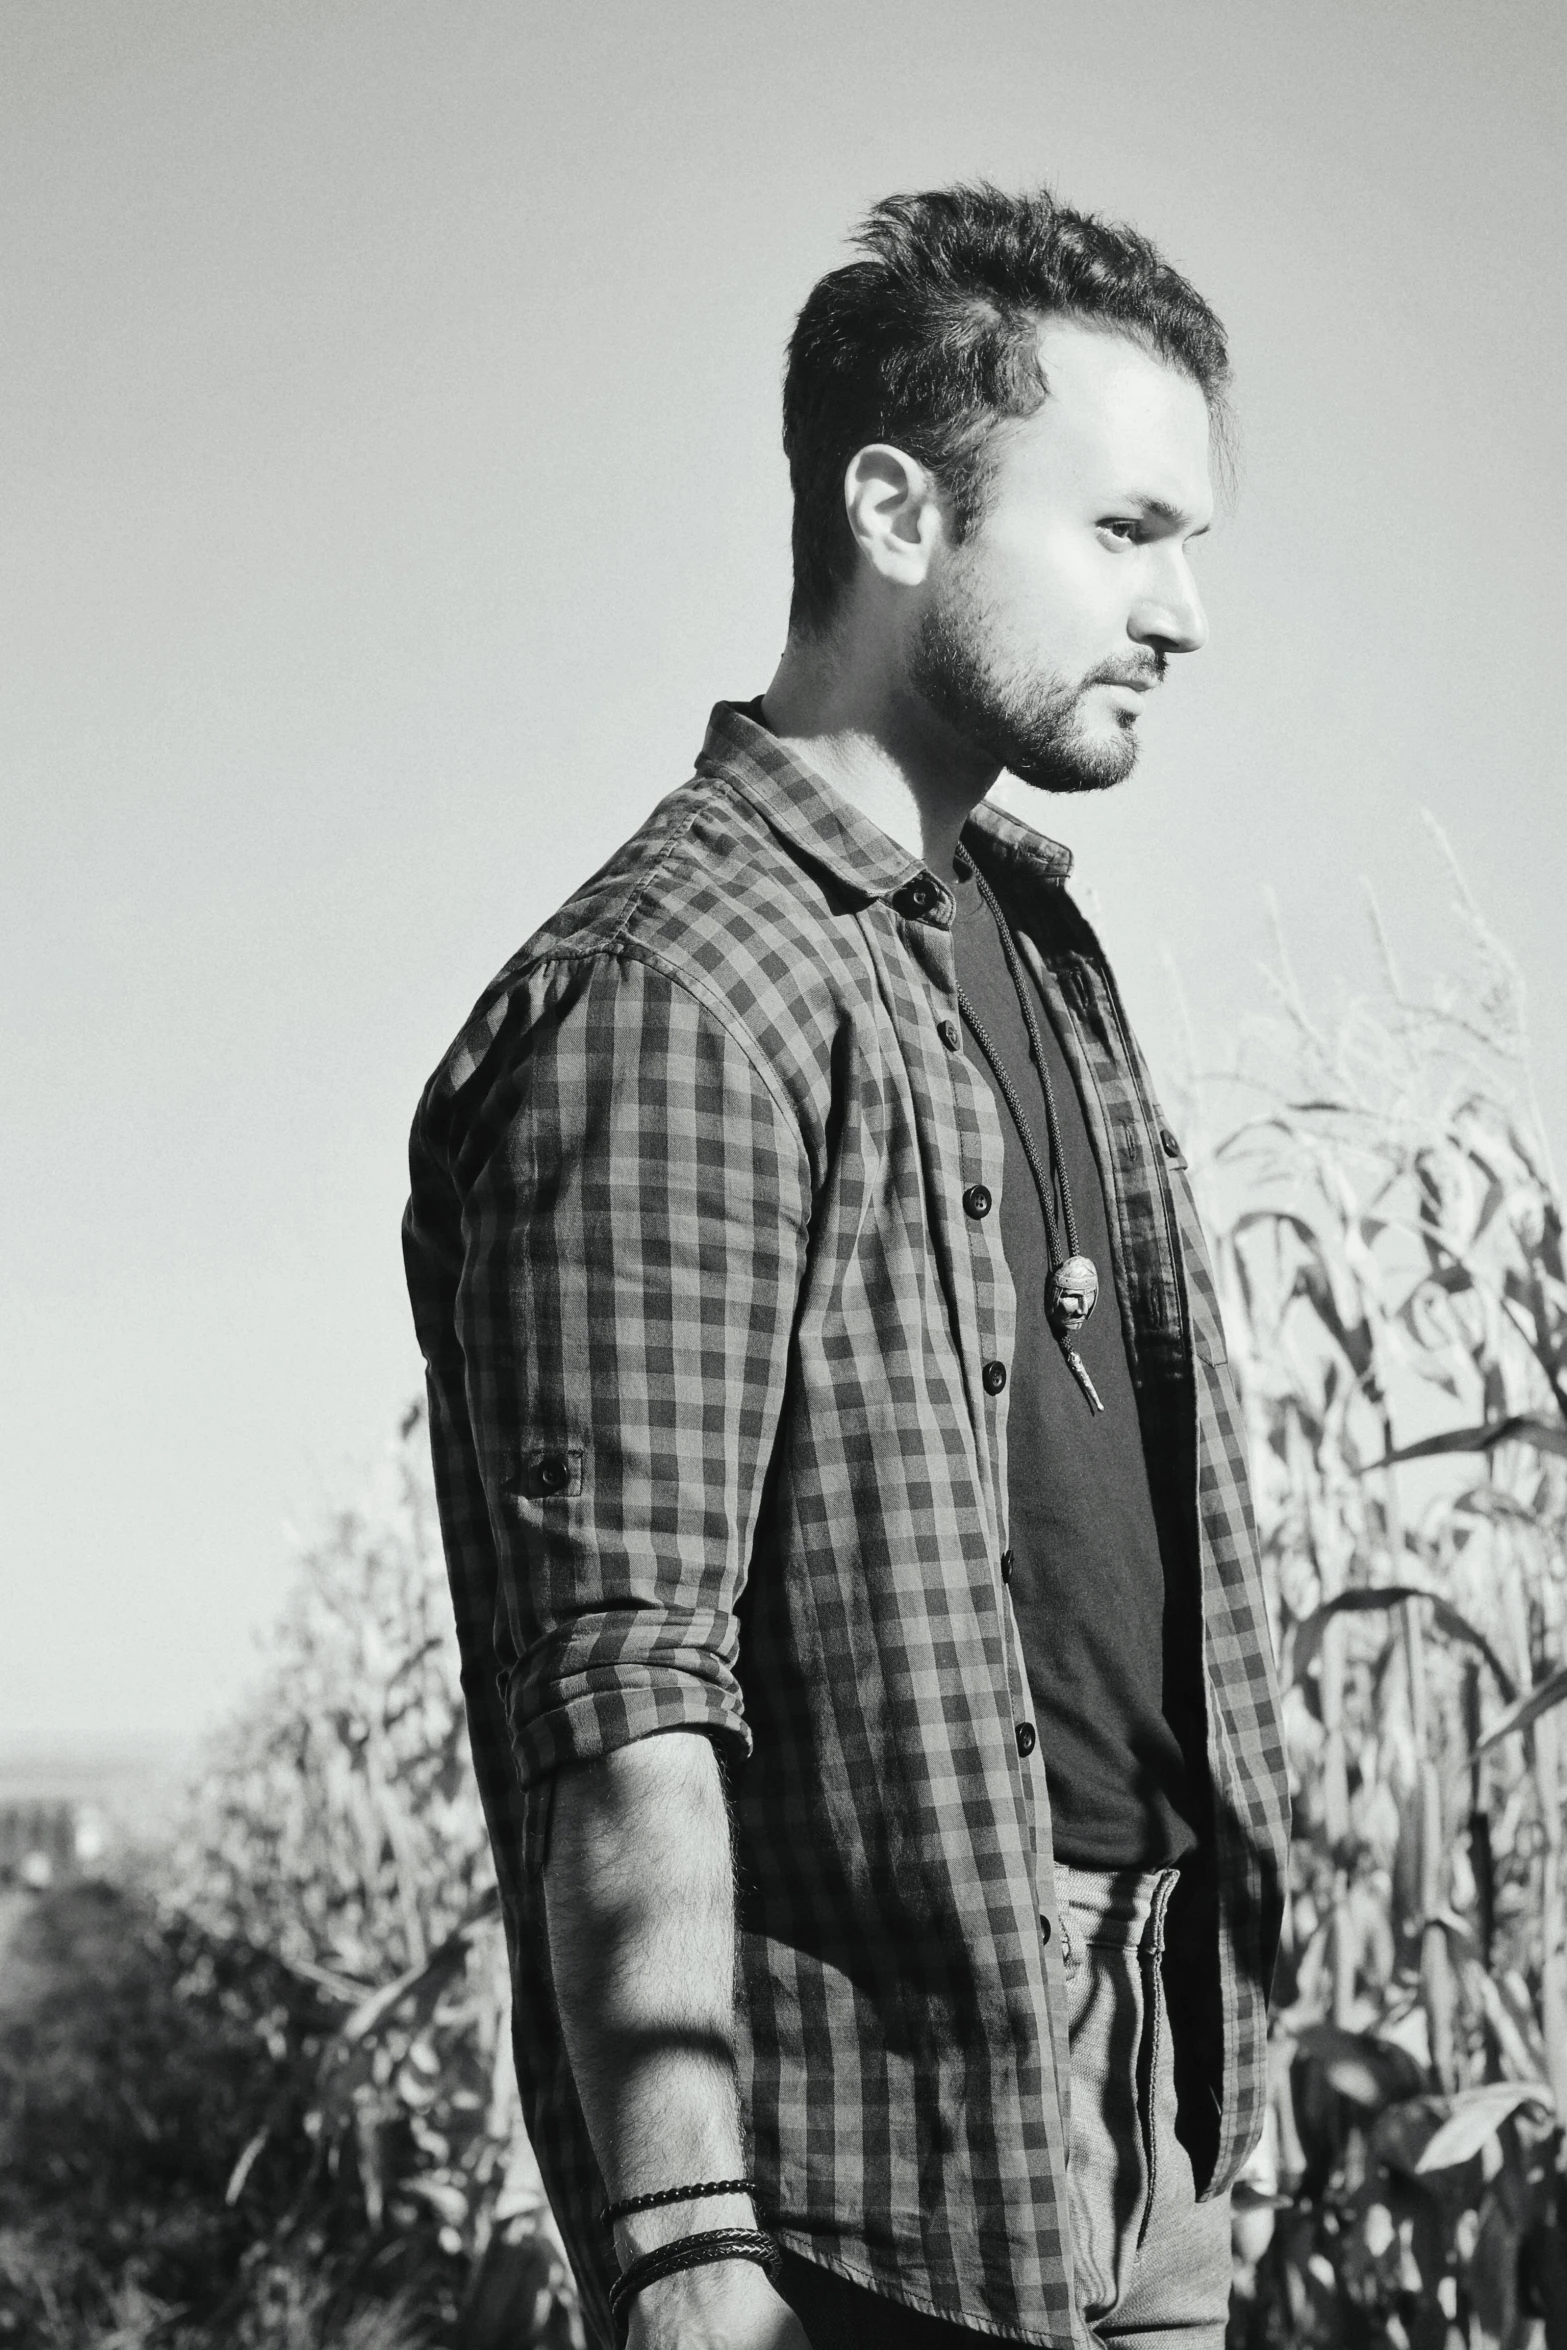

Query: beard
left=909, top=566, right=1155, bottom=796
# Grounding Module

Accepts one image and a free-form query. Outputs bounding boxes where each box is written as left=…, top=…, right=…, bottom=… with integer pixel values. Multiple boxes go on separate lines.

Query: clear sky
left=4, top=1, right=1564, bottom=1751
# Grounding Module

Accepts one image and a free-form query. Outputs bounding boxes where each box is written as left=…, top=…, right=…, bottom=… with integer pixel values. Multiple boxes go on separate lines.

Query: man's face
left=909, top=318, right=1215, bottom=794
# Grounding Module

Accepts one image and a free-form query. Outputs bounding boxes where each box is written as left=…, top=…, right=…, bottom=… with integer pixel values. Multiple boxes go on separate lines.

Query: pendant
left=1046, top=1254, right=1099, bottom=1342
left=1062, top=1344, right=1105, bottom=1415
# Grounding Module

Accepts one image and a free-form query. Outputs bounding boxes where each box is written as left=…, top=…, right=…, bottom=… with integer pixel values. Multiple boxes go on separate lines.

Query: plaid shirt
left=404, top=703, right=1289, bottom=2347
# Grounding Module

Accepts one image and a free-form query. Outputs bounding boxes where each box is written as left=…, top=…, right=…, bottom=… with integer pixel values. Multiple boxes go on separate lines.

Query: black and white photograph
left=3, top=8, right=1565, bottom=2346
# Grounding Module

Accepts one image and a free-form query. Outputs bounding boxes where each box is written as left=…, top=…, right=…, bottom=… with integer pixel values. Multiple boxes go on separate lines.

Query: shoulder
left=411, top=769, right=862, bottom=1161
left=526, top=764, right=830, bottom=987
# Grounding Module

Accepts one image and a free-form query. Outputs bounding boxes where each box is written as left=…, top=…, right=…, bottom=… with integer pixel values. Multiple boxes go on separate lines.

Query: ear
left=842, top=444, right=946, bottom=591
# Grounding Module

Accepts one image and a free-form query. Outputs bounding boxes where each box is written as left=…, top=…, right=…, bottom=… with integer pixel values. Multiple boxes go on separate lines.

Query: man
left=404, top=185, right=1289, bottom=2350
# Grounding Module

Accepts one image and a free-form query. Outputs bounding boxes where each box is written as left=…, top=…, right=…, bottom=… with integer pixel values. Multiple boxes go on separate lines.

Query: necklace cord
left=970, top=866, right=1083, bottom=1262
left=953, top=990, right=1064, bottom=1270
left=952, top=851, right=1106, bottom=1416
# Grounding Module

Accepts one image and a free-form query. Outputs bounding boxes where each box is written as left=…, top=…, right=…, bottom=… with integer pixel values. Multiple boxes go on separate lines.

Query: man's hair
left=782, top=183, right=1231, bottom=634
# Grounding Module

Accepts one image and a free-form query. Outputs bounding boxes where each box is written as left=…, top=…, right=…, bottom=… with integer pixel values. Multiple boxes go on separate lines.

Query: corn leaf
left=1472, top=1666, right=1567, bottom=1760
left=1365, top=1413, right=1567, bottom=1466
left=1291, top=1586, right=1517, bottom=1703
left=1415, top=2081, right=1553, bottom=2171
left=339, top=1884, right=502, bottom=2047
left=1295, top=2023, right=1428, bottom=2110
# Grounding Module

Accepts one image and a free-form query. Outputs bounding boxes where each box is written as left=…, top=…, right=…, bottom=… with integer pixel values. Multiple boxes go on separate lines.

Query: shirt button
left=982, top=1359, right=1008, bottom=1394
left=962, top=1184, right=992, bottom=1219
left=1015, top=1722, right=1037, bottom=1758
left=1039, top=1915, right=1052, bottom=1945
left=1000, top=1548, right=1014, bottom=1584
left=903, top=875, right=948, bottom=920
left=536, top=1454, right=570, bottom=1493
left=1160, top=1126, right=1182, bottom=1158
left=938, top=1018, right=962, bottom=1052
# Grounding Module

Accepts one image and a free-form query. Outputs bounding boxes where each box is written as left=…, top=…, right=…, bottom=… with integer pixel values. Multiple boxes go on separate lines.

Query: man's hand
left=625, top=2258, right=812, bottom=2350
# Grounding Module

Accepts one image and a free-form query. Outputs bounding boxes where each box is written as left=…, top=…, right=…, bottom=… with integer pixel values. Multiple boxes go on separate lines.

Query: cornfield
left=0, top=1419, right=581, bottom=2348
left=7, top=841, right=1563, bottom=2346
left=1189, top=841, right=1567, bottom=2346
left=157, top=1410, right=583, bottom=2348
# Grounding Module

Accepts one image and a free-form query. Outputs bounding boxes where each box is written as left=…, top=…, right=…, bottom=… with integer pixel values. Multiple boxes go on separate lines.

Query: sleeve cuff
left=506, top=1653, right=752, bottom=1793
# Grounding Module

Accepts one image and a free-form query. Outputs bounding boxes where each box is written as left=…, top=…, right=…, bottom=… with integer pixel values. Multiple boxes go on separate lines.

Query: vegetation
left=3, top=841, right=1562, bottom=2345
left=1193, top=844, right=1567, bottom=2346
left=0, top=1418, right=579, bottom=2348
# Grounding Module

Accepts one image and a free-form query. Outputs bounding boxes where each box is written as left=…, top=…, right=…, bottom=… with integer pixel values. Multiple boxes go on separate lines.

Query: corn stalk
left=1192, top=860, right=1567, bottom=2347
left=154, top=1408, right=582, bottom=2342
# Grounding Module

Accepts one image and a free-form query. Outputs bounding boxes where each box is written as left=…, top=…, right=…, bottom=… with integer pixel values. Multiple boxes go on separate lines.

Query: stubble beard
left=909, top=571, right=1142, bottom=797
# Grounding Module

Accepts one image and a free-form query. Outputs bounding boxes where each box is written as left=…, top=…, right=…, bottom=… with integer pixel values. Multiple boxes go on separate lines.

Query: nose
left=1131, top=550, right=1208, bottom=657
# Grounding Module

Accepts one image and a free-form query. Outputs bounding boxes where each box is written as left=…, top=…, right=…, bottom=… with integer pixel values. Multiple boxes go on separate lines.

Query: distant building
left=0, top=1738, right=183, bottom=1887
left=0, top=1799, right=89, bottom=1887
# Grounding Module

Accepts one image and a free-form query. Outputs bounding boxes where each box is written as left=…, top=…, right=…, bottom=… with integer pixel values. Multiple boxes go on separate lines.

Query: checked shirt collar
left=696, top=697, right=1076, bottom=915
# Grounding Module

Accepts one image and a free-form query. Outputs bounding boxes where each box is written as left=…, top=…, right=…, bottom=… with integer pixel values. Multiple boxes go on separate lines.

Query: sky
left=3, top=1, right=1564, bottom=1753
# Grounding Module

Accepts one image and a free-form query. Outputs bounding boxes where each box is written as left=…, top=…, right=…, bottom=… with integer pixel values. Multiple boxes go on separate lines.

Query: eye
left=1097, top=518, right=1144, bottom=546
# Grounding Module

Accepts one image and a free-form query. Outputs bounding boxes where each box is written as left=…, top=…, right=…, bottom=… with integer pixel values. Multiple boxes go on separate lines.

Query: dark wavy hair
left=782, top=183, right=1231, bottom=634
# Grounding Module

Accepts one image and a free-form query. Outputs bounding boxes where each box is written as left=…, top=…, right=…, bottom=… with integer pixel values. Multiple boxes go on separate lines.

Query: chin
left=1010, top=730, right=1139, bottom=797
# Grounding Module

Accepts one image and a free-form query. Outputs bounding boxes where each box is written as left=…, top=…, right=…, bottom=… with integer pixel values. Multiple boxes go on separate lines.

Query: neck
left=760, top=628, right=997, bottom=884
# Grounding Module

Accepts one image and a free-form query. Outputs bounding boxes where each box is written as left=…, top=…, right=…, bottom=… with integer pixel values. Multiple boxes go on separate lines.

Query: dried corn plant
left=1183, top=842, right=1567, bottom=2347
left=156, top=1408, right=581, bottom=2348
left=166, top=1408, right=487, bottom=1981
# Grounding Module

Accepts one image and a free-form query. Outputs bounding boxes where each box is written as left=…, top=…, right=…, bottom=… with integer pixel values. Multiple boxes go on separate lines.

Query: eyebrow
left=1127, top=494, right=1210, bottom=539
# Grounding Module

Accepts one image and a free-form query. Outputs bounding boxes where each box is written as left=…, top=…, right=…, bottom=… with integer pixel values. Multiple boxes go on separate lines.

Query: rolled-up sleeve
left=452, top=949, right=809, bottom=1791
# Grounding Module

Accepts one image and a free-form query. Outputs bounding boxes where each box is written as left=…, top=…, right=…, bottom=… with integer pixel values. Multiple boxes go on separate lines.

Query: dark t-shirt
left=951, top=864, right=1201, bottom=1869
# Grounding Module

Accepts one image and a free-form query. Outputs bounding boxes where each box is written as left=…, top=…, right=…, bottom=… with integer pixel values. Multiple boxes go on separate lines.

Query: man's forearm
left=545, top=1731, right=807, bottom=2345
left=544, top=1728, right=753, bottom=2243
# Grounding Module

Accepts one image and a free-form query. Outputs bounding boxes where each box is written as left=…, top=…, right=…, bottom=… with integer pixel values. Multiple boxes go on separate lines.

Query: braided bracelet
left=607, top=2227, right=779, bottom=2324
left=601, top=2176, right=754, bottom=2228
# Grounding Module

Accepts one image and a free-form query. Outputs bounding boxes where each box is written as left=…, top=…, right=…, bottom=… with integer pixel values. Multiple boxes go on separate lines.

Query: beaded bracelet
left=600, top=2176, right=754, bottom=2229
left=607, top=2227, right=780, bottom=2324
